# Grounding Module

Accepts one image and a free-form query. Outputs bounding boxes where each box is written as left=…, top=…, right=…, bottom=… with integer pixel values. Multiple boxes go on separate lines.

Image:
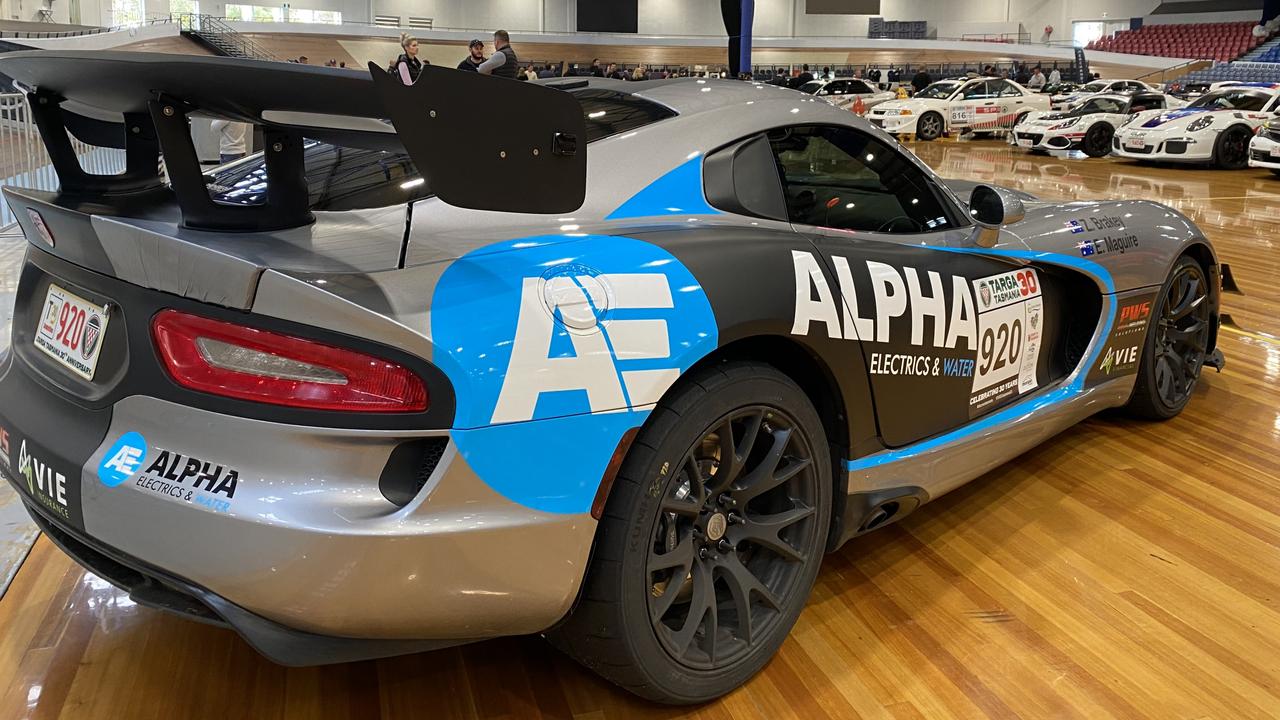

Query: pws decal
left=790, top=251, right=1044, bottom=417
left=97, top=432, right=241, bottom=514
left=432, top=235, right=718, bottom=514
left=1088, top=294, right=1156, bottom=382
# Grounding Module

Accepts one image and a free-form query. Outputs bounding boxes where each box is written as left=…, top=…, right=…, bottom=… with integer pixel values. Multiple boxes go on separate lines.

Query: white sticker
left=969, top=269, right=1043, bottom=413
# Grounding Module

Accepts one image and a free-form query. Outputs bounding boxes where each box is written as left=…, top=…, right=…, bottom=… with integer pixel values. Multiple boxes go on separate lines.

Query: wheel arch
left=679, top=334, right=855, bottom=544
left=1178, top=239, right=1222, bottom=355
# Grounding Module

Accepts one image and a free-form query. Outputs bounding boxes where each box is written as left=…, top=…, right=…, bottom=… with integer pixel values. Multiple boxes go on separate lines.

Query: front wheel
left=1213, top=126, right=1251, bottom=169
left=1124, top=256, right=1213, bottom=420
left=550, top=362, right=831, bottom=704
left=1083, top=122, right=1115, bottom=158
left=916, top=111, right=943, bottom=141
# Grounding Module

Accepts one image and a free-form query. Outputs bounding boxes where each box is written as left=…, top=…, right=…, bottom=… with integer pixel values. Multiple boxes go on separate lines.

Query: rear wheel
left=1125, top=256, right=1213, bottom=420
left=1212, top=126, right=1251, bottom=169
left=1082, top=122, right=1115, bottom=158
left=916, top=112, right=943, bottom=141
left=550, top=362, right=831, bottom=704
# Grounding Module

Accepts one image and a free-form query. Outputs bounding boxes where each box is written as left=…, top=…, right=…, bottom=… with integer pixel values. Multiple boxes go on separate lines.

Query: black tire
left=1082, top=122, right=1115, bottom=158
left=1212, top=126, right=1251, bottom=169
left=549, top=362, right=832, bottom=704
left=916, top=111, right=943, bottom=141
left=1124, top=256, right=1213, bottom=420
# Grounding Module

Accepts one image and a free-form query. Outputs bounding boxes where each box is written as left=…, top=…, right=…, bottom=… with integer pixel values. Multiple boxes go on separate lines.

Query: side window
left=998, top=81, right=1023, bottom=97
left=849, top=80, right=874, bottom=95
left=961, top=81, right=994, bottom=100
left=826, top=80, right=850, bottom=95
left=766, top=125, right=956, bottom=234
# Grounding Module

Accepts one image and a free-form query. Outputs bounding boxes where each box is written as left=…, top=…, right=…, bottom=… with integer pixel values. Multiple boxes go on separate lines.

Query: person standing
left=395, top=33, right=423, bottom=84
left=1048, top=66, right=1061, bottom=85
left=911, top=68, right=931, bottom=94
left=590, top=58, right=604, bottom=77
left=211, top=119, right=248, bottom=165
left=457, top=39, right=485, bottom=72
left=1028, top=66, right=1046, bottom=89
left=477, top=29, right=518, bottom=78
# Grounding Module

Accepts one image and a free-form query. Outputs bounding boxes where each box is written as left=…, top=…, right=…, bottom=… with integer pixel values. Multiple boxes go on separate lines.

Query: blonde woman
left=396, top=33, right=423, bottom=84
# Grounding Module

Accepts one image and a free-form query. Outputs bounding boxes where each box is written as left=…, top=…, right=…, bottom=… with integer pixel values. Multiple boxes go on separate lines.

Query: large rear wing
left=0, top=51, right=587, bottom=231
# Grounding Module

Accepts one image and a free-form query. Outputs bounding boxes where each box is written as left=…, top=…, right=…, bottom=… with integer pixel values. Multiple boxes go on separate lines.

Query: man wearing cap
left=477, top=29, right=518, bottom=78
left=458, top=39, right=485, bottom=72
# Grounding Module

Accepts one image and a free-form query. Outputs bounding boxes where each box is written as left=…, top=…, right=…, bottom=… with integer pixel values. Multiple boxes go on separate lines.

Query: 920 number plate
left=34, top=284, right=109, bottom=381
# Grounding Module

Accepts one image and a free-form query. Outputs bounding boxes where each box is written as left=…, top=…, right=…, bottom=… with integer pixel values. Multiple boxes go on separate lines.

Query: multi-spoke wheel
left=1083, top=122, right=1115, bottom=158
left=1125, top=256, right=1213, bottom=419
left=916, top=112, right=943, bottom=141
left=1213, top=126, right=1251, bottom=169
left=550, top=362, right=831, bottom=704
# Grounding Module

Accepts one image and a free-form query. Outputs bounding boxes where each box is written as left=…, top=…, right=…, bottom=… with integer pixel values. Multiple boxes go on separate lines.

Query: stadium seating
left=1088, top=21, right=1266, bottom=63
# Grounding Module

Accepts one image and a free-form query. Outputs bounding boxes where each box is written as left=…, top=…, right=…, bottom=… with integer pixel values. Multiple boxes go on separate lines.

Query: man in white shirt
left=1028, top=66, right=1046, bottom=89
left=1048, top=67, right=1061, bottom=85
left=211, top=119, right=248, bottom=164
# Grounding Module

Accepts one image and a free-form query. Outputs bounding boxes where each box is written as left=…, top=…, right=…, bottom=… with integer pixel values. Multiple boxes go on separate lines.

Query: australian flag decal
left=1076, top=240, right=1096, bottom=257
left=1067, top=220, right=1085, bottom=234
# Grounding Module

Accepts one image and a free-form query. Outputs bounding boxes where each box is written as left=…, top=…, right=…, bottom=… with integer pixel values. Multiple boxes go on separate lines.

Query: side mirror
left=968, top=185, right=1025, bottom=248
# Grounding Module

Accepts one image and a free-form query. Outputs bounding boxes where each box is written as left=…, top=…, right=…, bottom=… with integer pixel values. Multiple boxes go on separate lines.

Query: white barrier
left=0, top=93, right=127, bottom=229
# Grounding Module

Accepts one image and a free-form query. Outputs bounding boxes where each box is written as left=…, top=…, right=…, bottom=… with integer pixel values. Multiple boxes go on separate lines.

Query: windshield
left=1189, top=89, right=1272, bottom=111
left=1078, top=81, right=1108, bottom=94
left=916, top=81, right=959, bottom=100
left=799, top=81, right=823, bottom=94
left=1073, top=97, right=1127, bottom=115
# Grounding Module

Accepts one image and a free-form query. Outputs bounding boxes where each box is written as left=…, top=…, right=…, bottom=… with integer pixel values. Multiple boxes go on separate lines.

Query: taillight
left=151, top=309, right=427, bottom=413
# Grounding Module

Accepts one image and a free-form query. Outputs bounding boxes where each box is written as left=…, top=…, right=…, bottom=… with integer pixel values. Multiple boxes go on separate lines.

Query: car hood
left=1137, top=107, right=1215, bottom=128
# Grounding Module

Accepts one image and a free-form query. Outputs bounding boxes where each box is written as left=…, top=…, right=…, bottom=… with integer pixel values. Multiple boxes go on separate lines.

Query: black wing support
left=0, top=50, right=589, bottom=232
left=369, top=62, right=587, bottom=214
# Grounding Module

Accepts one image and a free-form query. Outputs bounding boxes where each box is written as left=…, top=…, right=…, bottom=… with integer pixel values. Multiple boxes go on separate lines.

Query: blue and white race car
left=0, top=51, right=1226, bottom=704
left=1012, top=91, right=1186, bottom=157
left=1113, top=83, right=1280, bottom=167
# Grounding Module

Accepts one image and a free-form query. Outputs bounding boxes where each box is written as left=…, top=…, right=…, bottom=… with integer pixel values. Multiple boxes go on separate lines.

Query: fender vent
left=378, top=437, right=450, bottom=507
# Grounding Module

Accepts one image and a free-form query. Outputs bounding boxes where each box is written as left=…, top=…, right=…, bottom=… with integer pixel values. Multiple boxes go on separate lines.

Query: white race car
left=1113, top=83, right=1280, bottom=168
left=867, top=77, right=1049, bottom=140
left=1248, top=117, right=1280, bottom=175
left=1012, top=91, right=1186, bottom=157
left=1050, top=79, right=1156, bottom=111
left=797, top=78, right=896, bottom=112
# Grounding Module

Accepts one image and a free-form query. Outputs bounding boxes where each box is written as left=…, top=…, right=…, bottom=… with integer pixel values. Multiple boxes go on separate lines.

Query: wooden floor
left=1, top=142, right=1278, bottom=719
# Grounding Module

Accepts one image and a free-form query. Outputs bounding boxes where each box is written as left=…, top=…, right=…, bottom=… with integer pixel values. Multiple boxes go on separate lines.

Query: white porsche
left=1248, top=117, right=1280, bottom=175
left=797, top=78, right=897, bottom=112
left=867, top=77, right=1049, bottom=141
left=1012, top=91, right=1186, bottom=157
left=1050, top=79, right=1157, bottom=111
left=1113, top=83, right=1280, bottom=168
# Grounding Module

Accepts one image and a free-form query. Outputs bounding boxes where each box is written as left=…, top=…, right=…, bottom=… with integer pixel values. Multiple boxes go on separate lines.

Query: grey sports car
left=0, top=52, right=1222, bottom=704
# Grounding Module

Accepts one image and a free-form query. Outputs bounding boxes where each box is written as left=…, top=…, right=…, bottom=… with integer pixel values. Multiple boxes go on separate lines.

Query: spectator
left=538, top=63, right=557, bottom=79
left=982, top=64, right=995, bottom=77
left=821, top=66, right=832, bottom=80
left=395, top=33, right=423, bottom=84
left=790, top=63, right=814, bottom=88
left=298, top=56, right=309, bottom=64
left=477, top=29, right=519, bottom=78
left=768, top=67, right=788, bottom=85
left=590, top=58, right=604, bottom=77
left=458, top=39, right=485, bottom=72
left=911, top=68, right=931, bottom=93
left=339, top=61, right=346, bottom=68
left=1028, top=66, right=1046, bottom=89
left=1015, top=64, right=1031, bottom=85
left=632, top=64, right=647, bottom=81
left=1048, top=66, right=1061, bottom=85
left=211, top=119, right=248, bottom=165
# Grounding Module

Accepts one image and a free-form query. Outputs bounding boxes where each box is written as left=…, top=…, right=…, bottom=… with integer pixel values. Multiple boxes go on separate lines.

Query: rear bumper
left=17, top=494, right=469, bottom=665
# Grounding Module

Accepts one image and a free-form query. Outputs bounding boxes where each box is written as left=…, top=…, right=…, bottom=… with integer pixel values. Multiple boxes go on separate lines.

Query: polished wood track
left=1, top=142, right=1278, bottom=719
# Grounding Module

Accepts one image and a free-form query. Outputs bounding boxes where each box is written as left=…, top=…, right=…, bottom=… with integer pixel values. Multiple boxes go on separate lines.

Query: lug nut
left=727, top=512, right=743, bottom=525
left=698, top=547, right=709, bottom=560
left=717, top=539, right=734, bottom=553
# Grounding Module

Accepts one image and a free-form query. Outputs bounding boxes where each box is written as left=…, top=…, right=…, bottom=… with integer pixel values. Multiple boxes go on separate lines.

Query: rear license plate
left=34, top=284, right=109, bottom=381
left=1124, top=137, right=1146, bottom=149
left=1270, top=146, right=1280, bottom=157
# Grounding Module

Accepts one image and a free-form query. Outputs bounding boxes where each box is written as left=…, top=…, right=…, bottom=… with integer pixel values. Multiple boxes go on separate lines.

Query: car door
left=949, top=80, right=996, bottom=131
left=764, top=124, right=1067, bottom=447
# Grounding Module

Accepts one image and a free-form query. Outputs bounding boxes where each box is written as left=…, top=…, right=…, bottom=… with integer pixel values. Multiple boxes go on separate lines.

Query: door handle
left=983, top=102, right=995, bottom=106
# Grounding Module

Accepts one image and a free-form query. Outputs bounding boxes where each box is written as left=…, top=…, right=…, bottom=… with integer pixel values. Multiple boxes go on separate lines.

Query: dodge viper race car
left=868, top=77, right=1050, bottom=140
left=1113, top=83, right=1280, bottom=168
left=1011, top=91, right=1186, bottom=157
left=0, top=51, right=1225, bottom=704
left=1248, top=117, right=1280, bottom=175
left=1049, top=78, right=1156, bottom=110
left=797, top=77, right=896, bottom=112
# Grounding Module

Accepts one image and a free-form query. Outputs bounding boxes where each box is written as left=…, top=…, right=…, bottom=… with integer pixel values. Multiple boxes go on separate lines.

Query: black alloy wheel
left=1214, top=126, right=1251, bottom=169
left=1083, top=122, right=1115, bottom=158
left=647, top=406, right=820, bottom=670
left=1126, top=256, right=1213, bottom=419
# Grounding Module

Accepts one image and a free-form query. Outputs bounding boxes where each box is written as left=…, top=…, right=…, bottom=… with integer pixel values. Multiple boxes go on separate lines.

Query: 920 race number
left=978, top=318, right=1023, bottom=376
left=34, top=284, right=109, bottom=381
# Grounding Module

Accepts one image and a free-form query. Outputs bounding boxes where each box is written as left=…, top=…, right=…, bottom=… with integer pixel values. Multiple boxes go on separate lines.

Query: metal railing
left=1135, top=58, right=1211, bottom=85
left=0, top=15, right=175, bottom=40
left=177, top=14, right=278, bottom=61
left=0, top=93, right=125, bottom=229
